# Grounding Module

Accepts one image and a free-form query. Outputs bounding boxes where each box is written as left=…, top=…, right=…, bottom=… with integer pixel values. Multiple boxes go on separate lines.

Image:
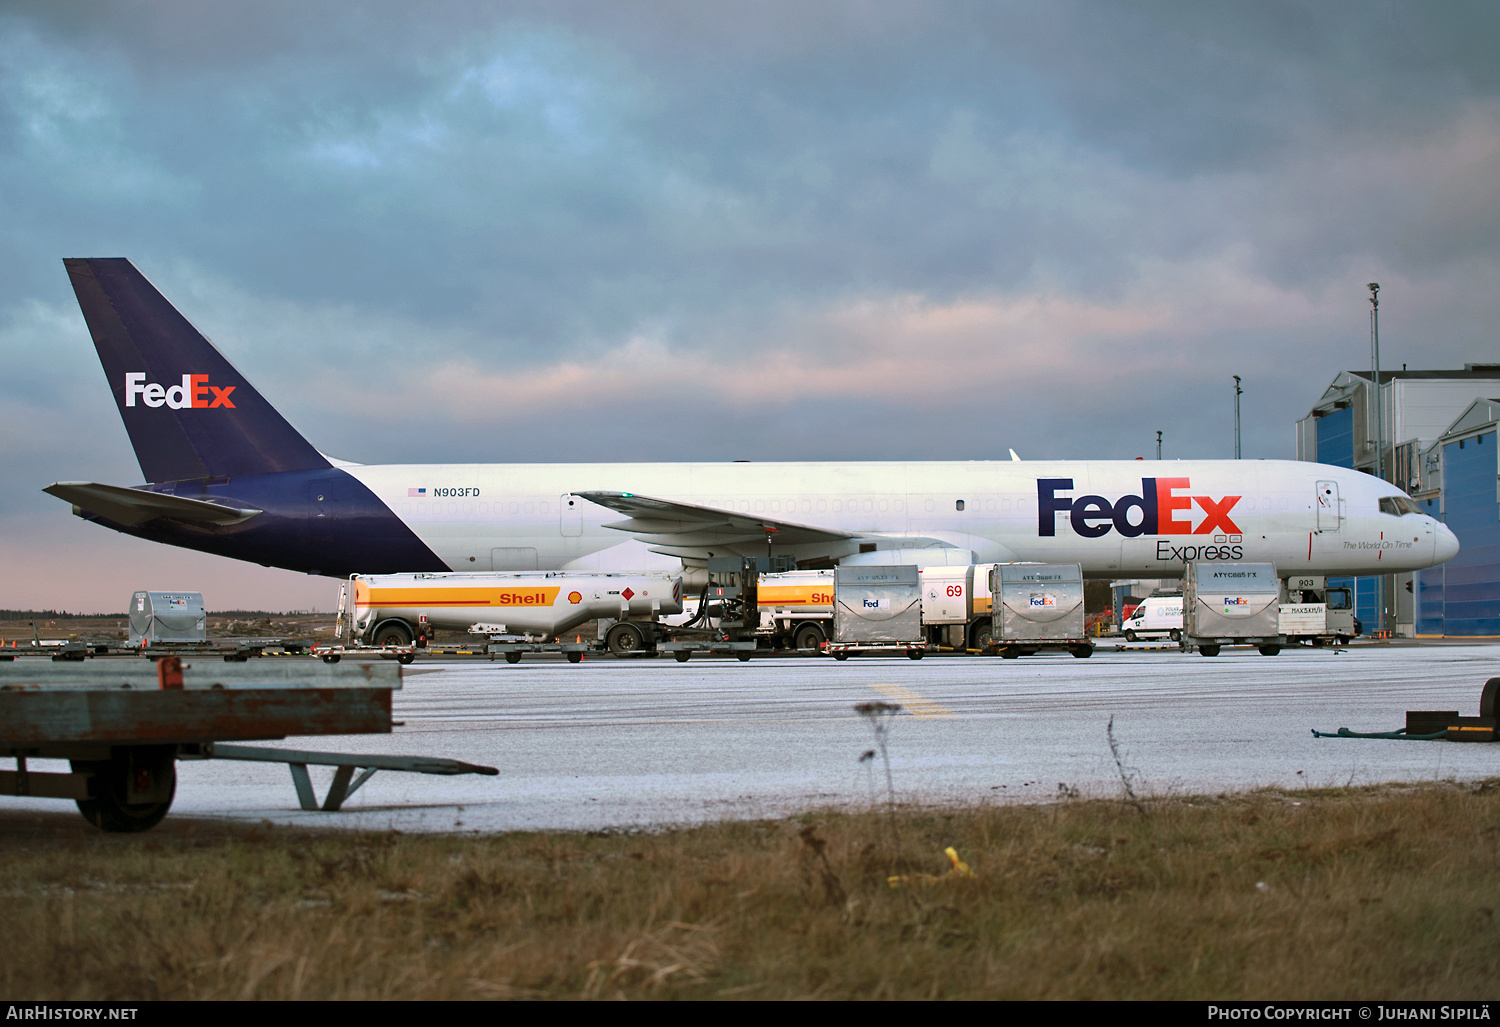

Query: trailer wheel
left=832, top=651, right=849, bottom=661
left=1258, top=645, right=1281, bottom=656
left=1481, top=678, right=1500, bottom=719
left=72, top=750, right=175, bottom=833
left=322, top=654, right=341, bottom=664
left=1000, top=647, right=1020, bottom=659
left=606, top=622, right=649, bottom=656
left=736, top=651, right=753, bottom=662
left=793, top=623, right=826, bottom=652
left=1124, top=629, right=1138, bottom=643
left=1071, top=645, right=1093, bottom=659
left=1169, top=629, right=1181, bottom=642
left=504, top=652, right=522, bottom=664
left=1198, top=644, right=1221, bottom=658
left=397, top=653, right=416, bottom=665
left=907, top=649, right=924, bottom=660
left=674, top=651, right=691, bottom=663
left=566, top=651, right=583, bottom=664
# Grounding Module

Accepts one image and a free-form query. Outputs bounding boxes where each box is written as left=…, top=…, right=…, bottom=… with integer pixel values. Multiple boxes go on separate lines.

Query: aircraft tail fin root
left=64, top=258, right=330, bottom=483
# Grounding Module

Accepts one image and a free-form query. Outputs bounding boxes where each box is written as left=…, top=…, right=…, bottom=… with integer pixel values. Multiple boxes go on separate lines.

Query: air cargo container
left=827, top=565, right=926, bottom=659
left=987, top=564, right=1092, bottom=658
left=128, top=591, right=207, bottom=644
left=1183, top=562, right=1282, bottom=657
left=754, top=565, right=997, bottom=652
left=337, top=571, right=683, bottom=652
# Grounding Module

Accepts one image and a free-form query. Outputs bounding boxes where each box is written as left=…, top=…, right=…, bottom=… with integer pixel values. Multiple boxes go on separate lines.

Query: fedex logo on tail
left=124, top=373, right=236, bottom=409
left=1037, top=478, right=1241, bottom=538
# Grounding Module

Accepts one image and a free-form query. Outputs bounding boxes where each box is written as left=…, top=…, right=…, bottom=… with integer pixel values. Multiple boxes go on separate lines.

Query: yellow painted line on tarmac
left=866, top=682, right=956, bottom=718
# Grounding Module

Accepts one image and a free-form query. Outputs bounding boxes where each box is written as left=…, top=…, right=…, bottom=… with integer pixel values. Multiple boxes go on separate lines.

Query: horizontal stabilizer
left=576, top=491, right=855, bottom=549
left=44, top=481, right=262, bottom=527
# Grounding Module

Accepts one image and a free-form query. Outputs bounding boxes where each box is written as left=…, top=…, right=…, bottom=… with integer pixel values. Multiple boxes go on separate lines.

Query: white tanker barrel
left=350, top=572, right=683, bottom=640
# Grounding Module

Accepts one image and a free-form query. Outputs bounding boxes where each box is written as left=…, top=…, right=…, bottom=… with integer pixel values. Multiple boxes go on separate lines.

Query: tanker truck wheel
left=793, top=623, right=826, bottom=652
left=373, top=621, right=414, bottom=648
left=968, top=623, right=993, bottom=651
left=606, top=622, right=650, bottom=657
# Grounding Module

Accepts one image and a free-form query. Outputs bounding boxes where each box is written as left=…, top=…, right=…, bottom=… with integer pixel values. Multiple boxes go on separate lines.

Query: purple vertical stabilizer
left=64, top=258, right=331, bottom=484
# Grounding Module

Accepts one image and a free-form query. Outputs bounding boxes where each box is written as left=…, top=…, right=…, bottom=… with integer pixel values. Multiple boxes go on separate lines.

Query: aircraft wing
left=575, top=491, right=856, bottom=550
left=44, top=482, right=263, bottom=527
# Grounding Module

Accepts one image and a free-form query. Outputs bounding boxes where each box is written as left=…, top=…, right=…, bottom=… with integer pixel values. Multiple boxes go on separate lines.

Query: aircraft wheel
left=1258, top=645, right=1281, bottom=657
left=321, top=654, right=341, bottom=664
left=1169, top=629, right=1181, bottom=642
left=674, top=651, right=691, bottom=663
left=1198, top=645, right=1221, bottom=658
left=606, top=622, right=649, bottom=657
left=793, top=622, right=826, bottom=652
left=1124, top=629, right=1138, bottom=643
left=73, top=751, right=175, bottom=833
left=566, top=651, right=583, bottom=664
left=504, top=651, right=522, bottom=664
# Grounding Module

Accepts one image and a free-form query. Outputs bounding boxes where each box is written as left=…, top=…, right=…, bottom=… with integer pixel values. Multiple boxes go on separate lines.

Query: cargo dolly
left=0, top=656, right=496, bottom=832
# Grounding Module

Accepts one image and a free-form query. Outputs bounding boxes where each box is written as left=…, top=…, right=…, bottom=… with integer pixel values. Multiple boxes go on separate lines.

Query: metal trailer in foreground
left=1, top=636, right=313, bottom=663
left=0, top=657, right=496, bottom=832
left=987, top=563, right=1093, bottom=659
left=1182, top=561, right=1283, bottom=657
left=826, top=566, right=927, bottom=660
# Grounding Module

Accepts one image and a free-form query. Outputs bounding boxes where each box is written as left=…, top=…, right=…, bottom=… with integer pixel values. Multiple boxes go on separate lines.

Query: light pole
left=1233, top=375, right=1242, bottom=459
left=1369, top=283, right=1383, bottom=482
left=1156, top=431, right=1162, bottom=460
left=1368, top=281, right=1392, bottom=638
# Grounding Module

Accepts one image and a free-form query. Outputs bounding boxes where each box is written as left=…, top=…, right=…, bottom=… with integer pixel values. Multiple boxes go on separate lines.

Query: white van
left=1121, top=595, right=1183, bottom=642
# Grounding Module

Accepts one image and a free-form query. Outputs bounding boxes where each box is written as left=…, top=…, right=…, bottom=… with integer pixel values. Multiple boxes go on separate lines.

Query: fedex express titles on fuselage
left=46, top=258, right=1458, bottom=584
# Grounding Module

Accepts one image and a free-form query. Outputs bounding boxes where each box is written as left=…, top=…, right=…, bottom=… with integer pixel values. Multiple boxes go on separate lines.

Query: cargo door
left=1316, top=480, right=1341, bottom=531
left=560, top=495, right=583, bottom=536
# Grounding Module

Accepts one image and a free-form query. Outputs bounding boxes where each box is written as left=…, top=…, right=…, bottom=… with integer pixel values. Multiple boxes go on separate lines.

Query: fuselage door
left=561, top=495, right=583, bottom=537
left=1316, top=480, right=1341, bottom=531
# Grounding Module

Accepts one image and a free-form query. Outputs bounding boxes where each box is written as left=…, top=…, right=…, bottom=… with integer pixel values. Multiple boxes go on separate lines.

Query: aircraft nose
left=1434, top=523, right=1459, bottom=564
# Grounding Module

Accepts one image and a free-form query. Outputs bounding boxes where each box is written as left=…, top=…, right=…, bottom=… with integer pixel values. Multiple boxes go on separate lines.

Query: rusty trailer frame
left=0, top=657, right=496, bottom=831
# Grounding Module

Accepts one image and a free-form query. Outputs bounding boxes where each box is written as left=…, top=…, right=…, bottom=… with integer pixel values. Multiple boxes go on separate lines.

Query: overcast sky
left=2, top=1, right=1498, bottom=613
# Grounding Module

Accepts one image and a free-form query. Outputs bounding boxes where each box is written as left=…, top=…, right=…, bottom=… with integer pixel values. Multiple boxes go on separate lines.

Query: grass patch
left=3, top=781, right=1499, bottom=999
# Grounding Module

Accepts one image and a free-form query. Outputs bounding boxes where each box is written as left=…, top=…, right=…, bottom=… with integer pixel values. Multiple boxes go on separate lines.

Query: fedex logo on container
left=1037, top=478, right=1241, bottom=538
left=1223, top=597, right=1249, bottom=605
left=1029, top=596, right=1056, bottom=608
left=124, top=373, right=236, bottom=409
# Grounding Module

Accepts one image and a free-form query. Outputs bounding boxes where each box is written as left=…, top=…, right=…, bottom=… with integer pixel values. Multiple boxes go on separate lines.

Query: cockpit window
left=1379, top=495, right=1422, bottom=517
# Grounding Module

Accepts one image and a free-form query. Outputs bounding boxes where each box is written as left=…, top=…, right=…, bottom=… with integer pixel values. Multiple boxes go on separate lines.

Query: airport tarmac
left=3, top=643, right=1498, bottom=834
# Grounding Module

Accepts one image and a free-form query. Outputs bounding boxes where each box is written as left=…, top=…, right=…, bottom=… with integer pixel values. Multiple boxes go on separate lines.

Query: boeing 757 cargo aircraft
left=45, top=259, right=1458, bottom=586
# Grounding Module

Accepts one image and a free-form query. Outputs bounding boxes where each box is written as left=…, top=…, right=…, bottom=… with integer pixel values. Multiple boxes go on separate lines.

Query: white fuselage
left=337, top=458, right=1456, bottom=579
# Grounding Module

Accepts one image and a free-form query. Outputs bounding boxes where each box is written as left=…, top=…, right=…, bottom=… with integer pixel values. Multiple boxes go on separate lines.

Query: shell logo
left=568, top=591, right=583, bottom=605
